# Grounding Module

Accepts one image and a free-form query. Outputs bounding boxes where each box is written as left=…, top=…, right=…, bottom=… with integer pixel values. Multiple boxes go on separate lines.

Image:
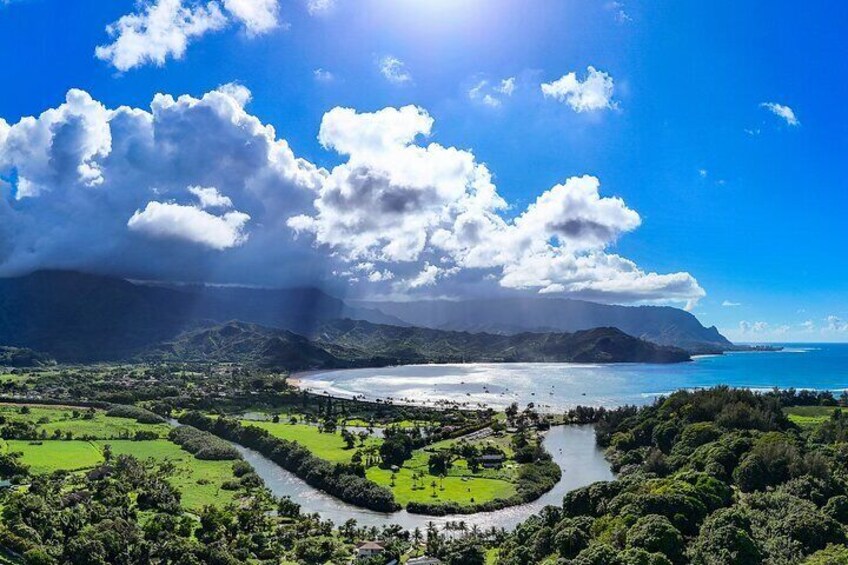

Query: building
left=408, top=557, right=443, bottom=565
left=478, top=453, right=505, bottom=468
left=356, top=541, right=385, bottom=559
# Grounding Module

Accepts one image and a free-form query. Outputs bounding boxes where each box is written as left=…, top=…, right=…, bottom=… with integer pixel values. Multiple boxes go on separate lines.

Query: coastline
left=286, top=369, right=328, bottom=388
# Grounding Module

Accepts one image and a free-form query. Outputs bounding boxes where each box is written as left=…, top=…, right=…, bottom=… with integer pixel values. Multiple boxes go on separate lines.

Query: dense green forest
left=494, top=387, right=848, bottom=564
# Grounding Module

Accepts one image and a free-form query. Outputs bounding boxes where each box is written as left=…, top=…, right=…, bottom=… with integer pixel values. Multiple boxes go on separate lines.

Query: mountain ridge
left=142, top=319, right=691, bottom=368
left=0, top=270, right=728, bottom=361
left=355, top=296, right=733, bottom=354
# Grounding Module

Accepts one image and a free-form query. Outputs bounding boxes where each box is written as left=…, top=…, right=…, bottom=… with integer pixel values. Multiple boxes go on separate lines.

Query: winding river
left=231, top=424, right=613, bottom=531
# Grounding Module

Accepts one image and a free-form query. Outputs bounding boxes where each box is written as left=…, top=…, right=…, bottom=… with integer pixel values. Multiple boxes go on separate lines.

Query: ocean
left=298, top=343, right=848, bottom=411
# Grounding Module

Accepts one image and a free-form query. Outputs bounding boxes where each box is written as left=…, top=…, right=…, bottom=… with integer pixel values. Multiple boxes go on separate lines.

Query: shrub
left=169, top=426, right=241, bottom=461
left=106, top=405, right=166, bottom=425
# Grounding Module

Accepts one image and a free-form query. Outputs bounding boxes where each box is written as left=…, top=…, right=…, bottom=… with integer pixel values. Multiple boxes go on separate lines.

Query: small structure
left=478, top=454, right=505, bottom=469
left=356, top=541, right=385, bottom=560
left=408, top=557, right=443, bottom=565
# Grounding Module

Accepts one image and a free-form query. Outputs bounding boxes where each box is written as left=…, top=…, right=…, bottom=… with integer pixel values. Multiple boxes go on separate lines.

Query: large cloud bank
left=0, top=86, right=704, bottom=305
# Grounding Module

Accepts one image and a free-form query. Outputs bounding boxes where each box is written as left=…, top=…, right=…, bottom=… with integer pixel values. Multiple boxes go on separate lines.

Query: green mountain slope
left=142, top=319, right=690, bottom=369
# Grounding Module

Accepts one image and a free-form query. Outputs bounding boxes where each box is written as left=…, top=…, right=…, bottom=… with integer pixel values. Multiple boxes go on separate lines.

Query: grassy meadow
left=784, top=405, right=840, bottom=427
left=242, top=420, right=382, bottom=463
left=238, top=413, right=523, bottom=508
left=0, top=403, right=248, bottom=512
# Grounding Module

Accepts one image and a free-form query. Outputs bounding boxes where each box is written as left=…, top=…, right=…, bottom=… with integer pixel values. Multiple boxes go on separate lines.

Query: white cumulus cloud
left=96, top=0, right=281, bottom=71
left=188, top=185, right=234, bottom=209
left=306, top=0, right=334, bottom=15
left=0, top=84, right=324, bottom=284
left=761, top=102, right=799, bottom=126
left=542, top=66, right=617, bottom=113
left=289, top=106, right=704, bottom=304
left=739, top=320, right=770, bottom=334
left=0, top=88, right=704, bottom=304
left=826, top=315, right=848, bottom=333
left=468, top=77, right=516, bottom=108
left=95, top=0, right=228, bottom=71
left=379, top=55, right=412, bottom=84
left=128, top=199, right=250, bottom=249
left=222, top=0, right=279, bottom=34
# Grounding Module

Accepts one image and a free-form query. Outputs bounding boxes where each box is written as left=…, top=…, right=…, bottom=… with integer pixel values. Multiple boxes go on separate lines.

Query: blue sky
left=0, top=0, right=846, bottom=342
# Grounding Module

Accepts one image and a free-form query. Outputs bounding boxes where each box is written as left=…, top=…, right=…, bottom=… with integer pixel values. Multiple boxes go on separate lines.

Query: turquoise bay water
left=300, top=344, right=848, bottom=411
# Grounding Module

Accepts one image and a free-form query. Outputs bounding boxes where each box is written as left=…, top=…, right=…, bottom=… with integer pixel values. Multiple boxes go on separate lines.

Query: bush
left=232, top=460, right=253, bottom=477
left=169, top=426, right=241, bottom=461
left=626, top=514, right=683, bottom=563
left=106, top=405, right=166, bottom=424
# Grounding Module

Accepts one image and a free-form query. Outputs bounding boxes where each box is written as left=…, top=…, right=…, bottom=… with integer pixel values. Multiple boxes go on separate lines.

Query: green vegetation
left=312, top=319, right=690, bottom=365
left=100, top=440, right=247, bottom=511
left=492, top=387, right=848, bottom=565
left=0, top=451, right=424, bottom=564
left=168, top=425, right=242, bottom=460
left=2, top=440, right=102, bottom=474
left=244, top=420, right=381, bottom=463
left=232, top=403, right=558, bottom=514
left=0, top=403, right=255, bottom=514
left=180, top=411, right=401, bottom=512
left=0, top=347, right=53, bottom=368
left=145, top=318, right=691, bottom=368
left=785, top=405, right=839, bottom=427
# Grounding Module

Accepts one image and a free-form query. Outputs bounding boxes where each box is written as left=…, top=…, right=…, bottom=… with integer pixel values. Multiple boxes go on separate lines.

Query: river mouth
left=231, top=424, right=613, bottom=531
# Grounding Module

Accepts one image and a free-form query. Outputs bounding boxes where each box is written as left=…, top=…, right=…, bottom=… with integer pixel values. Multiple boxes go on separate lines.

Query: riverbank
left=180, top=407, right=568, bottom=517
left=231, top=424, right=613, bottom=531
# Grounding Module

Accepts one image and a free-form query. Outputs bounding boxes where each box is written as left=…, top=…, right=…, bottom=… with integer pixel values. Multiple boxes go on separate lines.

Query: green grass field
left=785, top=405, right=843, bottom=427
left=367, top=434, right=519, bottom=506
left=367, top=465, right=516, bottom=506
left=0, top=403, right=171, bottom=439
left=241, top=420, right=381, bottom=463
left=98, top=440, right=242, bottom=511
left=1, top=439, right=103, bottom=473
left=0, top=403, right=247, bottom=512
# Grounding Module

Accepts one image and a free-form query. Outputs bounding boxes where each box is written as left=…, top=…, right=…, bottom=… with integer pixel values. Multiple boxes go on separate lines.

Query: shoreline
left=286, top=369, right=329, bottom=388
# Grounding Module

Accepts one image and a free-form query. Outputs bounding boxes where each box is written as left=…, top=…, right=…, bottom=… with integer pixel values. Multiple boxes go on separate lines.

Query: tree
left=626, top=514, right=684, bottom=563
left=380, top=433, right=413, bottom=467
left=428, top=451, right=452, bottom=475
left=444, top=538, right=486, bottom=565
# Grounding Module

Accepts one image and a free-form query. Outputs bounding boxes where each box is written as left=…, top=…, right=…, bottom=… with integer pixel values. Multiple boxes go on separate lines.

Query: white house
left=356, top=541, right=385, bottom=559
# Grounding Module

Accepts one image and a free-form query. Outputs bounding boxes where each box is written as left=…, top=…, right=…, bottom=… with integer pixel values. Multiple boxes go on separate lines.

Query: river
left=231, top=424, right=613, bottom=531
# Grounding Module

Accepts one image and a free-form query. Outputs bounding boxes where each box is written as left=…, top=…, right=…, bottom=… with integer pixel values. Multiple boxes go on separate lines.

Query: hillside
left=142, top=319, right=690, bottom=368
left=312, top=319, right=690, bottom=364
left=0, top=271, right=707, bottom=362
left=0, top=271, right=397, bottom=362
left=0, top=346, right=54, bottom=368
left=141, top=322, right=343, bottom=370
left=356, top=296, right=733, bottom=353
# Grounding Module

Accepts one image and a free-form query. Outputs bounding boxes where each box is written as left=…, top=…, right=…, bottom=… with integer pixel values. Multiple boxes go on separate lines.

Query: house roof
left=357, top=541, right=384, bottom=550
